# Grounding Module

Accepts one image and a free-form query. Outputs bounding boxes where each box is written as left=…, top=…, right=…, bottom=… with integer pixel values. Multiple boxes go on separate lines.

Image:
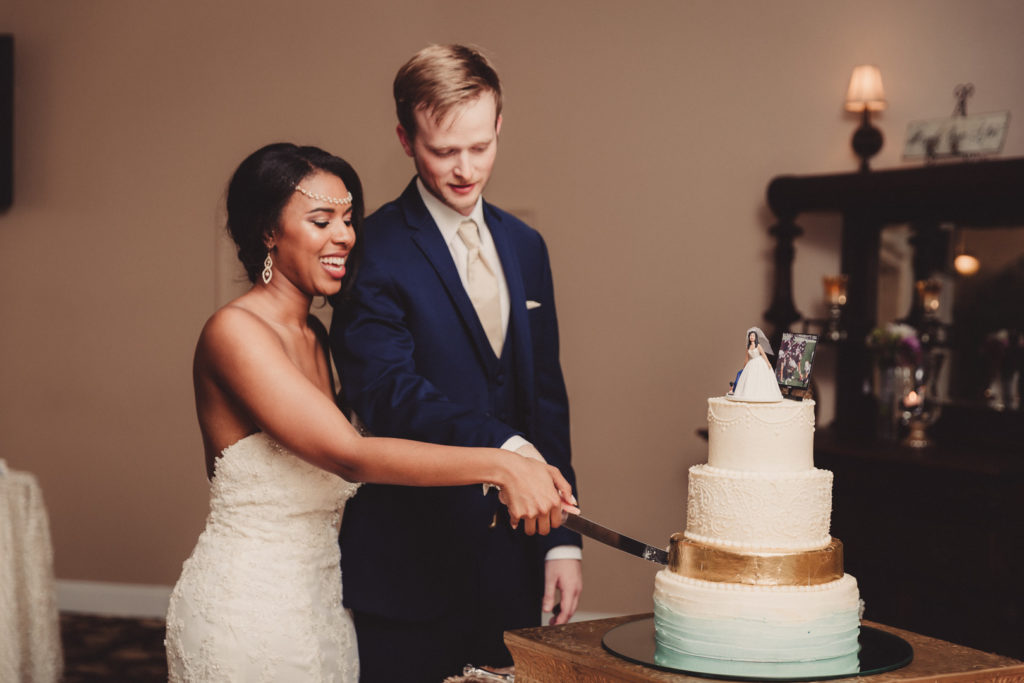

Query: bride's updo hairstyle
left=225, top=142, right=365, bottom=296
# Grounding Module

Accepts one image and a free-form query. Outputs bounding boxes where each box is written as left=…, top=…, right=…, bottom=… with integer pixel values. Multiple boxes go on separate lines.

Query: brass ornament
left=667, top=533, right=844, bottom=586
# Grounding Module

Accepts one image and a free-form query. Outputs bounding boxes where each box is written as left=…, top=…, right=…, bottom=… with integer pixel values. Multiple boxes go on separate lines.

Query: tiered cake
left=653, top=396, right=862, bottom=677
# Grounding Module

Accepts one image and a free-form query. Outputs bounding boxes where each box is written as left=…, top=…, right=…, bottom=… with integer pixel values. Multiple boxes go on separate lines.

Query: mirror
left=878, top=223, right=1024, bottom=412
left=948, top=226, right=1024, bottom=411
left=765, top=156, right=1024, bottom=444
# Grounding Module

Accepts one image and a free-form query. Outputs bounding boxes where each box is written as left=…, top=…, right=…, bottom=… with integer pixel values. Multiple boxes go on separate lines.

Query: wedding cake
left=653, top=383, right=863, bottom=676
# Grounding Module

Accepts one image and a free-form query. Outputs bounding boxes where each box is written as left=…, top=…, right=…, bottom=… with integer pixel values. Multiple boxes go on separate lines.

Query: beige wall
left=2, top=1, right=1022, bottom=616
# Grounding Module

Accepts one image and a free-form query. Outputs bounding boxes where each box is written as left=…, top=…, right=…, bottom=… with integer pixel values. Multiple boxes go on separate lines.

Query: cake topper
left=727, top=327, right=783, bottom=402
left=775, top=332, right=819, bottom=401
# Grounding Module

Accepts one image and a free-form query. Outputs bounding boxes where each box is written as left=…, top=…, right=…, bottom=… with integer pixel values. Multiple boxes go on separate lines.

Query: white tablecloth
left=0, top=461, right=63, bottom=682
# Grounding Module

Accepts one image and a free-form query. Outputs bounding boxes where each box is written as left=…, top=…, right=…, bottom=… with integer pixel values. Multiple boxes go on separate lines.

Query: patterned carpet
left=58, top=613, right=502, bottom=681
left=60, top=612, right=167, bottom=682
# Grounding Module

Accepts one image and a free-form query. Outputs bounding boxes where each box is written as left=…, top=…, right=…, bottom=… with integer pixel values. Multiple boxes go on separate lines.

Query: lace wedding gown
left=165, top=433, right=361, bottom=682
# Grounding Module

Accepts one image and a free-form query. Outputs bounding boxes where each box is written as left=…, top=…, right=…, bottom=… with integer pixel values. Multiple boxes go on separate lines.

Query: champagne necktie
left=457, top=219, right=504, bottom=356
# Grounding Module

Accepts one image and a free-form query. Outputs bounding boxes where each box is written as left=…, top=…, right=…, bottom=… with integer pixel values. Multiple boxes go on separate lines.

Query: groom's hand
left=543, top=559, right=583, bottom=625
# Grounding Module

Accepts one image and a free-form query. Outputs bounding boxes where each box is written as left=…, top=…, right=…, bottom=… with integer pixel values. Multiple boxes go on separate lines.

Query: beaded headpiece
left=295, top=185, right=353, bottom=206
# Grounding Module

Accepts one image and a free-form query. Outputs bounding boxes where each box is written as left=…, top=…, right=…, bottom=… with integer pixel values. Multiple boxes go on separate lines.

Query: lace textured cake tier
left=685, top=464, right=833, bottom=552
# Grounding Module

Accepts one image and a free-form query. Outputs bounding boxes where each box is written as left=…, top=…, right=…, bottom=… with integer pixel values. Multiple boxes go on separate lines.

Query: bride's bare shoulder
left=201, top=302, right=263, bottom=338
left=195, top=301, right=279, bottom=366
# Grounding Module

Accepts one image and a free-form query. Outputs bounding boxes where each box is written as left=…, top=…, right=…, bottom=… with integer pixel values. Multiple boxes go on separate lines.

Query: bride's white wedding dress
left=165, top=432, right=360, bottom=682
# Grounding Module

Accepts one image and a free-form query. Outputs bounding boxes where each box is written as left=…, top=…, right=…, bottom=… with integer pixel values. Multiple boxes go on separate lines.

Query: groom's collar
left=415, top=177, right=486, bottom=243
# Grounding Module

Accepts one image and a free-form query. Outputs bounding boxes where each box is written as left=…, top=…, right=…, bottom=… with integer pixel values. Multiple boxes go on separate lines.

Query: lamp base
left=852, top=109, right=883, bottom=172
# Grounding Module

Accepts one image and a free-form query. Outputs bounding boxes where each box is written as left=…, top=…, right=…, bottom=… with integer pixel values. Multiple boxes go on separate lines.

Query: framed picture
left=775, top=333, right=818, bottom=400
left=903, top=111, right=1009, bottom=160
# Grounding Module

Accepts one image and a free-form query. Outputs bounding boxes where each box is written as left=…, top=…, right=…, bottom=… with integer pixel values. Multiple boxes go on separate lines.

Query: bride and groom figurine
left=727, top=327, right=784, bottom=403
left=166, top=45, right=581, bottom=683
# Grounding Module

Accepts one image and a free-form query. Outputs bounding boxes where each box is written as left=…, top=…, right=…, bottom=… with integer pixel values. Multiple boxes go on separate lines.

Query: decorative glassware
left=822, top=275, right=848, bottom=342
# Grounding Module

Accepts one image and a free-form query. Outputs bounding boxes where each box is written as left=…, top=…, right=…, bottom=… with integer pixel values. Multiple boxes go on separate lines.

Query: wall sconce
left=953, top=230, right=980, bottom=276
left=845, top=65, right=887, bottom=172
left=822, top=274, right=848, bottom=341
left=954, top=253, right=980, bottom=276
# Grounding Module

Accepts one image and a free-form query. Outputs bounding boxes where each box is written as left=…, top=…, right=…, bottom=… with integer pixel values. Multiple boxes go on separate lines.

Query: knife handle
left=462, top=665, right=513, bottom=681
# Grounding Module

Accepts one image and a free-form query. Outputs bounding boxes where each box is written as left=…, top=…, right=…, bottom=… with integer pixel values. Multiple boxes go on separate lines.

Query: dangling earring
left=261, top=254, right=273, bottom=284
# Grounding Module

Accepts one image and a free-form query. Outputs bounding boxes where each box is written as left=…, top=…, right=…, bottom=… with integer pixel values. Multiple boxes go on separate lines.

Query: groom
left=331, top=44, right=582, bottom=681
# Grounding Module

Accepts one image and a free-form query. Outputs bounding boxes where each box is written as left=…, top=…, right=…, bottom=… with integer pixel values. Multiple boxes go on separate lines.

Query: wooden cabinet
left=816, top=429, right=1024, bottom=658
left=764, top=159, right=1024, bottom=658
left=764, top=157, right=1024, bottom=441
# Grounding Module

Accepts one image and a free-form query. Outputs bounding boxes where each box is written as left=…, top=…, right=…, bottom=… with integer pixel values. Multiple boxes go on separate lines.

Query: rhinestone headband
left=295, top=185, right=353, bottom=206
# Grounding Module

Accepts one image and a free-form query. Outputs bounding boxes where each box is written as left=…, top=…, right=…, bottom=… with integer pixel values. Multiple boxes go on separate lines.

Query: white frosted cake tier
left=707, top=397, right=815, bottom=472
left=653, top=570, right=861, bottom=671
left=685, top=464, right=832, bottom=551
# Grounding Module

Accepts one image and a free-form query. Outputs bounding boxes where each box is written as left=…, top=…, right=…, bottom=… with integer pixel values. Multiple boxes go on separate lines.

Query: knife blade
left=563, top=513, right=668, bottom=565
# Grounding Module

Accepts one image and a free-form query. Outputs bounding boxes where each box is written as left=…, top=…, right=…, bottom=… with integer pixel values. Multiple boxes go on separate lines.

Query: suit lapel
left=399, top=182, right=498, bottom=368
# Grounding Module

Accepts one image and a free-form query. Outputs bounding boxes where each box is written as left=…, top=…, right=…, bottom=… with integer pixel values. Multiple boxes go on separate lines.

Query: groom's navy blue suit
left=330, top=179, right=579, bottom=679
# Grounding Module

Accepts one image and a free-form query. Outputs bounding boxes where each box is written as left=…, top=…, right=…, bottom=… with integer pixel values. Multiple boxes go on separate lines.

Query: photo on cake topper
left=775, top=332, right=818, bottom=400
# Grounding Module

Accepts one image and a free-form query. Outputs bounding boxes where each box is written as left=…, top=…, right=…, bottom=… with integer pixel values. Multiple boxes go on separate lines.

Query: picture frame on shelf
left=903, top=111, right=1009, bottom=160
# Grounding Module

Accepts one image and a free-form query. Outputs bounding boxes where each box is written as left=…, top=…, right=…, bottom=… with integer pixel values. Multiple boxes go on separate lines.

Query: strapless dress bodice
left=204, top=432, right=360, bottom=546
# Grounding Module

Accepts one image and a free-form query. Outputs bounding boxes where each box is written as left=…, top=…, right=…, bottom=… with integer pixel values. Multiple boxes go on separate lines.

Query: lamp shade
left=845, top=65, right=886, bottom=112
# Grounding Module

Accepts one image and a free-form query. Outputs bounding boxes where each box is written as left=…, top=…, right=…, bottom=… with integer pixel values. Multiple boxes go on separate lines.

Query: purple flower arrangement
left=866, top=322, right=922, bottom=368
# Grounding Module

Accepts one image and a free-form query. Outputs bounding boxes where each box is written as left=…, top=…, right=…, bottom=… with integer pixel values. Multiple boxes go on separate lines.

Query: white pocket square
left=526, top=300, right=542, bottom=310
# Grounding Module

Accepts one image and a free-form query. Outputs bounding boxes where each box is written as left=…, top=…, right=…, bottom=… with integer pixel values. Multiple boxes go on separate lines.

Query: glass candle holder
left=823, top=275, right=848, bottom=341
left=823, top=275, right=849, bottom=306
left=915, top=279, right=941, bottom=318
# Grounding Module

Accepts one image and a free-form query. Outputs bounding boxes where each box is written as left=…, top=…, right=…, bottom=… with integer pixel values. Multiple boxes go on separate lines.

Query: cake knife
left=563, top=512, right=668, bottom=565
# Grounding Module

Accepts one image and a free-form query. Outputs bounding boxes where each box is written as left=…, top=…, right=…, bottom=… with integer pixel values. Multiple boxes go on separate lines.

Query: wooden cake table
left=505, top=614, right=1024, bottom=682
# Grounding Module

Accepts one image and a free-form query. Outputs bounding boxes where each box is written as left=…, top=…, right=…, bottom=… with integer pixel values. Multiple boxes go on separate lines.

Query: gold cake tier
left=667, top=533, right=845, bottom=586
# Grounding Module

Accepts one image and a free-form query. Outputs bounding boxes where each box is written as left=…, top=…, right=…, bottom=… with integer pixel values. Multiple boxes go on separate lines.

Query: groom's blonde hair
left=393, top=44, right=503, bottom=142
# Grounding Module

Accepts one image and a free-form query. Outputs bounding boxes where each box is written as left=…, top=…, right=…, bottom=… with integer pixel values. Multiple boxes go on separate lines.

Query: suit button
left=498, top=412, right=508, bottom=422
left=495, top=372, right=505, bottom=385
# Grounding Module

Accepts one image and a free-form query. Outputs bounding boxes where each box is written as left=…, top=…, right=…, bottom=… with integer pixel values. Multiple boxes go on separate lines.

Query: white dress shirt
left=417, top=179, right=511, bottom=340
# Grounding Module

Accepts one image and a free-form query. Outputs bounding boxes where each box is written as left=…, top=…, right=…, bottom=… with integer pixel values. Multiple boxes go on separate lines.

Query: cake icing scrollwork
left=685, top=465, right=833, bottom=552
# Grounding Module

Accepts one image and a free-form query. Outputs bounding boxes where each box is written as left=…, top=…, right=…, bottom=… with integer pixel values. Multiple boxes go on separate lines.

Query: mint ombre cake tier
left=653, top=397, right=863, bottom=676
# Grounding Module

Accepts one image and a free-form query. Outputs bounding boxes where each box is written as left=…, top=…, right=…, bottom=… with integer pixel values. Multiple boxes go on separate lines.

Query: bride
left=164, top=143, right=575, bottom=682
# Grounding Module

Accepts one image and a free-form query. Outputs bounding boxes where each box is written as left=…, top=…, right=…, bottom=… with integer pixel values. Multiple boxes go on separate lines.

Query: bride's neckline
left=209, top=432, right=268, bottom=484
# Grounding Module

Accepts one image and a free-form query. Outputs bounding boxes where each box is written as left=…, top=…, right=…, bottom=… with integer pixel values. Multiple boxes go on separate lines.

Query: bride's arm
left=197, top=307, right=573, bottom=534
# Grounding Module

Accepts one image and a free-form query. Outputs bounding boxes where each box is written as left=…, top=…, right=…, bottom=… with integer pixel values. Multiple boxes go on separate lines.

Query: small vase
left=873, top=365, right=913, bottom=441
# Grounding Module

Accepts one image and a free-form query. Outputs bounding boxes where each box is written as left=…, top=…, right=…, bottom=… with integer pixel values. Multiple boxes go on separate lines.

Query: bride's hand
left=497, top=453, right=577, bottom=536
